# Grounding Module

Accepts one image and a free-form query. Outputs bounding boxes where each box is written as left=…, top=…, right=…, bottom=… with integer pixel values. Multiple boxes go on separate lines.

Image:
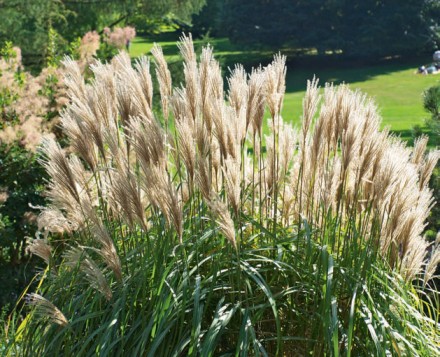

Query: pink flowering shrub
left=79, top=31, right=100, bottom=61
left=103, top=26, right=136, bottom=49
left=0, top=47, right=67, bottom=151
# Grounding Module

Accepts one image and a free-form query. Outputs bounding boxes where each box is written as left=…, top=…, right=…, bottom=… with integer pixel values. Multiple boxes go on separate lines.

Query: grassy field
left=130, top=32, right=440, bottom=144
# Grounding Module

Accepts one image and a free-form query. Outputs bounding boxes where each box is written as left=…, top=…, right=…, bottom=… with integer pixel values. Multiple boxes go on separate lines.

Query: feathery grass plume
left=176, top=118, right=196, bottom=184
left=207, top=55, right=224, bottom=101
left=26, top=293, right=69, bottom=327
left=424, top=247, right=440, bottom=285
left=210, top=99, right=229, bottom=159
left=356, top=138, right=382, bottom=187
left=247, top=66, right=266, bottom=136
left=177, top=33, right=197, bottom=65
left=419, top=150, right=440, bottom=189
left=129, top=115, right=166, bottom=169
left=115, top=57, right=153, bottom=121
left=278, top=121, right=297, bottom=181
left=357, top=99, right=380, bottom=153
left=134, top=56, right=153, bottom=109
left=61, top=111, right=98, bottom=171
left=310, top=100, right=326, bottom=159
left=206, top=194, right=237, bottom=249
left=170, top=87, right=190, bottom=123
left=111, top=50, right=132, bottom=71
left=89, top=62, right=118, bottom=126
left=68, top=97, right=107, bottom=161
left=64, top=246, right=112, bottom=301
left=37, top=208, right=75, bottom=238
left=265, top=54, right=286, bottom=121
left=115, top=72, right=135, bottom=127
left=341, top=114, right=361, bottom=174
left=142, top=164, right=183, bottom=242
left=88, top=71, right=116, bottom=129
left=412, top=135, right=429, bottom=166
left=195, top=115, right=210, bottom=157
left=103, top=126, right=127, bottom=171
left=26, top=238, right=51, bottom=265
left=62, top=57, right=85, bottom=100
left=112, top=52, right=151, bottom=130
left=79, top=85, right=108, bottom=135
left=196, top=155, right=212, bottom=201
left=108, top=169, right=148, bottom=231
left=222, top=156, right=241, bottom=217
left=82, top=200, right=123, bottom=282
left=228, top=65, right=248, bottom=114
left=264, top=131, right=277, bottom=198
left=151, top=44, right=172, bottom=123
left=199, top=45, right=215, bottom=126
left=400, top=239, right=430, bottom=282
left=179, top=34, right=200, bottom=123
left=227, top=66, right=248, bottom=146
left=39, top=138, right=81, bottom=205
left=319, top=83, right=338, bottom=153
left=301, top=78, right=320, bottom=142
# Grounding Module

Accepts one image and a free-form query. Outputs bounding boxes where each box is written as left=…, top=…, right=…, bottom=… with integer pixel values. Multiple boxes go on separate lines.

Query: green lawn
left=130, top=33, right=440, bottom=144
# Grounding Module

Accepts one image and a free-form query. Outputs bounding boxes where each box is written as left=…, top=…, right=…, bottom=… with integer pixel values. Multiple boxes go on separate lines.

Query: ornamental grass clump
left=10, top=34, right=440, bottom=355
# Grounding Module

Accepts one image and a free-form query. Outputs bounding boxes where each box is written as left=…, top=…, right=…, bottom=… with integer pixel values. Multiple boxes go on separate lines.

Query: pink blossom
left=104, top=26, right=136, bottom=50
left=80, top=31, right=100, bottom=61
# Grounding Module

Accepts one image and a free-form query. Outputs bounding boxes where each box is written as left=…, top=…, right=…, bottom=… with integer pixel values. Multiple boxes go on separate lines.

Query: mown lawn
left=130, top=32, right=440, bottom=144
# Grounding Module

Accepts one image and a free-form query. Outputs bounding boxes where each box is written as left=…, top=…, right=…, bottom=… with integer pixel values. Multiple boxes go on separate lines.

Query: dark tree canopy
left=0, top=0, right=69, bottom=64
left=216, top=0, right=440, bottom=57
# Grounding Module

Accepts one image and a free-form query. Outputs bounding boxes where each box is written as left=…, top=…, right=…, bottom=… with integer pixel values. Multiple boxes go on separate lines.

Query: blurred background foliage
left=3, top=0, right=440, bottom=70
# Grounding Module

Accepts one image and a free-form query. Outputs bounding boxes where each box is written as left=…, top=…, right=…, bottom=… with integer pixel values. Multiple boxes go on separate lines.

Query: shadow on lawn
left=391, top=127, right=439, bottom=147
left=136, top=32, right=433, bottom=91
left=284, top=57, right=431, bottom=93
left=157, top=42, right=428, bottom=93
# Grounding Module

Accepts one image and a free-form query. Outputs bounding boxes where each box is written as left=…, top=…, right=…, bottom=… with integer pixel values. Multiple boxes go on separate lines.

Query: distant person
left=126, top=39, right=131, bottom=52
left=418, top=66, right=427, bottom=74
left=427, top=65, right=437, bottom=74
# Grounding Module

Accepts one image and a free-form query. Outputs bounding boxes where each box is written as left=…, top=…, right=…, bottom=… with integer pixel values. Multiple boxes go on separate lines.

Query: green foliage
left=412, top=124, right=424, bottom=141
left=95, top=42, right=120, bottom=62
left=0, top=144, right=47, bottom=310
left=426, top=166, right=440, bottom=241
left=0, top=88, right=19, bottom=125
left=9, top=212, right=440, bottom=355
left=424, top=85, right=440, bottom=120
left=192, top=0, right=224, bottom=37
left=38, top=74, right=59, bottom=110
left=0, top=0, right=69, bottom=67
left=136, top=0, right=206, bottom=24
left=46, top=27, right=65, bottom=68
left=66, top=37, right=81, bottom=61
left=0, top=41, right=17, bottom=62
left=423, top=84, right=440, bottom=144
left=0, top=0, right=205, bottom=68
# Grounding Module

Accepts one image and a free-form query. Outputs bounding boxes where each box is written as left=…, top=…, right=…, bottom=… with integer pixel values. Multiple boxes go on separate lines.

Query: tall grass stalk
left=5, top=34, right=440, bottom=355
